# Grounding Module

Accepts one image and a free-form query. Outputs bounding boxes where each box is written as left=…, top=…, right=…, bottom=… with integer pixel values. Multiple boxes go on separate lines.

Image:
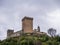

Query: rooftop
left=22, top=16, right=33, bottom=21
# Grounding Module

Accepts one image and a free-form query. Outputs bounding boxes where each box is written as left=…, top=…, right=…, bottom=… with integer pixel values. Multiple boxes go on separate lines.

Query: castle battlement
left=7, top=16, right=46, bottom=38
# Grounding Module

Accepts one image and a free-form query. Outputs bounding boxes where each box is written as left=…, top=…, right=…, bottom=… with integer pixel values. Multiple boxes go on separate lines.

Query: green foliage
left=39, top=35, right=49, bottom=42
left=47, top=40, right=59, bottom=45
left=17, top=36, right=34, bottom=45
left=54, top=35, right=60, bottom=42
left=0, top=35, right=60, bottom=45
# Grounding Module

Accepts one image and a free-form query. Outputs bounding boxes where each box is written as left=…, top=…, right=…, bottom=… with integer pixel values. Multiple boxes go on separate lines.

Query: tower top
left=22, top=16, right=33, bottom=21
left=7, top=29, right=14, bottom=32
left=22, top=16, right=33, bottom=33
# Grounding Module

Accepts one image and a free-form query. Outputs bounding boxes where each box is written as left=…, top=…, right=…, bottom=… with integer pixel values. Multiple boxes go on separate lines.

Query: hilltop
left=0, top=34, right=60, bottom=45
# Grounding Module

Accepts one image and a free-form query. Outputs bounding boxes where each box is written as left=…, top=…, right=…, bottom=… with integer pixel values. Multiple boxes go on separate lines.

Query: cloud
left=0, top=0, right=60, bottom=40
left=47, top=9, right=60, bottom=32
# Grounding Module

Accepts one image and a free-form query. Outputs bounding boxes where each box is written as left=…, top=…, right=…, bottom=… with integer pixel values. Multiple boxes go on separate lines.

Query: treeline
left=0, top=28, right=60, bottom=45
left=0, top=34, right=60, bottom=45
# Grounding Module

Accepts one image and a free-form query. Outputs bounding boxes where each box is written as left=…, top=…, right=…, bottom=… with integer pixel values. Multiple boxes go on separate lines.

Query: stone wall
left=22, top=17, right=33, bottom=33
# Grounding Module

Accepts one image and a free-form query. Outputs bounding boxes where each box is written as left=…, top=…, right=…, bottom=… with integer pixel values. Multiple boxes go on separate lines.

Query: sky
left=0, top=0, right=60, bottom=40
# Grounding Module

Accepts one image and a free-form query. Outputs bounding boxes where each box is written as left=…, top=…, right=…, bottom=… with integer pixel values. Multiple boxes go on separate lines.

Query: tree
left=55, top=35, right=60, bottom=42
left=48, top=28, right=56, bottom=37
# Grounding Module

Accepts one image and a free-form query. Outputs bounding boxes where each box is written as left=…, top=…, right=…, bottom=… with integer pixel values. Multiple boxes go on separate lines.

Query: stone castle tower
left=22, top=16, right=33, bottom=33
left=7, top=29, right=14, bottom=37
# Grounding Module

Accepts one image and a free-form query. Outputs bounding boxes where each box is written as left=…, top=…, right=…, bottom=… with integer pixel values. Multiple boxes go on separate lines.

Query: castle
left=7, top=16, right=46, bottom=38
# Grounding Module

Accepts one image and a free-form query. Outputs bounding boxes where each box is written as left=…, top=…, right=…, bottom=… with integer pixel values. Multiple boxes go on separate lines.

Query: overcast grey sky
left=0, top=0, right=60, bottom=40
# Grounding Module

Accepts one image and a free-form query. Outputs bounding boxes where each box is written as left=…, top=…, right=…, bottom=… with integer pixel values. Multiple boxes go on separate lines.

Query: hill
left=0, top=34, right=60, bottom=45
